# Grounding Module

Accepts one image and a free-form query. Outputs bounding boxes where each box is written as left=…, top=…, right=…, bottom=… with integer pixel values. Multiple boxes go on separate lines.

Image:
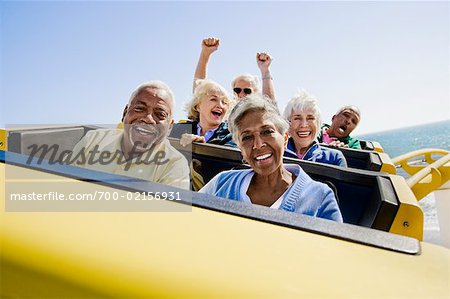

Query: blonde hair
left=185, top=79, right=233, bottom=121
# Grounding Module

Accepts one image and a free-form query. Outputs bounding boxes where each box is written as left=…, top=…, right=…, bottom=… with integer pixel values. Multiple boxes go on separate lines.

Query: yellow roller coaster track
left=392, top=149, right=450, bottom=201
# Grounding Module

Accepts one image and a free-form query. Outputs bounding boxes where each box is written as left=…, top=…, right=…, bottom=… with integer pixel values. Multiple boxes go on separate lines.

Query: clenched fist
left=201, top=37, right=220, bottom=56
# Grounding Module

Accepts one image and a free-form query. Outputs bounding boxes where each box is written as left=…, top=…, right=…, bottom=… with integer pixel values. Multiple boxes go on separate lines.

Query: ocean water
left=357, top=120, right=450, bottom=158
left=357, top=120, right=450, bottom=237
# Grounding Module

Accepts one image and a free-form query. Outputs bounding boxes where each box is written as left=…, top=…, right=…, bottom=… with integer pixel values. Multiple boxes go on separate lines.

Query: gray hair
left=128, top=80, right=175, bottom=112
left=228, top=94, right=288, bottom=144
left=335, top=105, right=361, bottom=119
left=231, top=73, right=260, bottom=93
left=283, top=90, right=322, bottom=138
left=185, top=79, right=232, bottom=121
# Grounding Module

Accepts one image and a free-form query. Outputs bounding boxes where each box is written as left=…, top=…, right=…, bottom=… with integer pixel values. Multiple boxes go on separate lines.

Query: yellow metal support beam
left=406, top=153, right=450, bottom=201
left=392, top=148, right=449, bottom=176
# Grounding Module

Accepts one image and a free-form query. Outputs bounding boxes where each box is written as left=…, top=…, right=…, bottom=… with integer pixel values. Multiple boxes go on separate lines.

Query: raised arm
left=193, top=37, right=220, bottom=92
left=256, top=52, right=275, bottom=101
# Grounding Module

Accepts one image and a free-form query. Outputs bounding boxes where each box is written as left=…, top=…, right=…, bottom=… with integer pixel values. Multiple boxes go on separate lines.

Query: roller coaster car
left=170, top=139, right=420, bottom=237
left=6, top=126, right=421, bottom=239
left=1, top=126, right=449, bottom=298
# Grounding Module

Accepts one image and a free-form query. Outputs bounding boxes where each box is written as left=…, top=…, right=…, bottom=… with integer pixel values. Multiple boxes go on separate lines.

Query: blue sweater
left=284, top=138, right=347, bottom=167
left=200, top=164, right=343, bottom=222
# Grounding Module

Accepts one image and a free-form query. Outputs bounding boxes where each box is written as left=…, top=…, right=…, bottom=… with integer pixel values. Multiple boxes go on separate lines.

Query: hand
left=328, top=140, right=349, bottom=148
left=180, top=133, right=206, bottom=147
left=201, top=37, right=220, bottom=57
left=256, top=52, right=272, bottom=72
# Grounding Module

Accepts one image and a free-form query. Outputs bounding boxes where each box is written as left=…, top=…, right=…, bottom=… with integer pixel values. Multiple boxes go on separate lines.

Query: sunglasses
left=233, top=87, right=252, bottom=95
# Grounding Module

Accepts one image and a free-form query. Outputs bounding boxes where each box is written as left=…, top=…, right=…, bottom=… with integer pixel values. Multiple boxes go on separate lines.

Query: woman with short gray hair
left=200, top=94, right=343, bottom=222
left=228, top=95, right=287, bottom=142
left=283, top=90, right=347, bottom=167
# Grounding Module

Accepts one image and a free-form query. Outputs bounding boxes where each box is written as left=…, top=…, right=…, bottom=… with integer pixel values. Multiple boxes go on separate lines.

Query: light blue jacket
left=284, top=138, right=347, bottom=167
left=200, top=164, right=343, bottom=222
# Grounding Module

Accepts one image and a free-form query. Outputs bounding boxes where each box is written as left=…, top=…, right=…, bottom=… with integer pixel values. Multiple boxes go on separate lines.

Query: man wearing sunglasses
left=193, top=37, right=276, bottom=102
left=232, top=87, right=252, bottom=96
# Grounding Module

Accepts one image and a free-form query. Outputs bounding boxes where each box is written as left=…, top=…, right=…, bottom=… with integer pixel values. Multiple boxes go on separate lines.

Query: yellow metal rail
left=392, top=148, right=448, bottom=176
left=407, top=153, right=450, bottom=201
left=393, top=149, right=450, bottom=201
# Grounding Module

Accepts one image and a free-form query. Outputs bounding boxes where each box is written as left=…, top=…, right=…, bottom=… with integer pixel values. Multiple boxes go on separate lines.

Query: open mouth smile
left=132, top=124, right=159, bottom=138
left=296, top=131, right=312, bottom=138
left=128, top=124, right=161, bottom=151
left=254, top=153, right=273, bottom=161
left=211, top=110, right=223, bottom=118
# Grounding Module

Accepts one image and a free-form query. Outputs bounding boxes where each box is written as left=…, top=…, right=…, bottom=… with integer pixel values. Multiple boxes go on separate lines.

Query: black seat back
left=360, top=140, right=375, bottom=151
left=321, top=144, right=383, bottom=171
left=7, top=126, right=99, bottom=163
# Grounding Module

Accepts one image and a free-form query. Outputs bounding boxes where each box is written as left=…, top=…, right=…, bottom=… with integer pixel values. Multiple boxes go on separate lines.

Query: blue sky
left=1, top=1, right=449, bottom=135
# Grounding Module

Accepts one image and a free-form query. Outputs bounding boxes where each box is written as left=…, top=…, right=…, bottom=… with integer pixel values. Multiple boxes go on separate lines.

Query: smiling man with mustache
left=318, top=105, right=361, bottom=149
left=68, top=81, right=190, bottom=189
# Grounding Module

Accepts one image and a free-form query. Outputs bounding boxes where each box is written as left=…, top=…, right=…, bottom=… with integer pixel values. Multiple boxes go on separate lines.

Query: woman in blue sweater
left=283, top=90, right=347, bottom=167
left=200, top=95, right=343, bottom=222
